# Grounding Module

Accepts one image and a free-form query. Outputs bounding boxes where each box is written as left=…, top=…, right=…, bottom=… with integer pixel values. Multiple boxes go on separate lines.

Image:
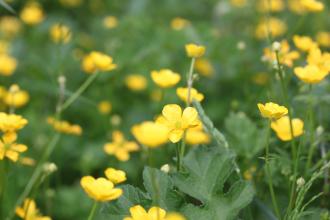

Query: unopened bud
left=43, top=162, right=57, bottom=174
left=316, top=126, right=324, bottom=137
left=272, top=41, right=281, bottom=51
left=111, top=115, right=121, bottom=126
left=9, top=84, right=20, bottom=93
left=58, top=75, right=66, bottom=85
left=296, top=177, right=305, bottom=188
left=161, top=164, right=170, bottom=173
left=237, top=41, right=246, bottom=50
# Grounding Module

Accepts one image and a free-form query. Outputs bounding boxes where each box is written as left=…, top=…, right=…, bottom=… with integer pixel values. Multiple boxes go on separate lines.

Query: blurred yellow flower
left=124, top=205, right=166, bottom=220
left=19, top=156, right=36, bottom=166
left=307, top=47, right=330, bottom=73
left=16, top=198, right=51, bottom=220
left=271, top=116, right=304, bottom=141
left=0, top=16, right=21, bottom=38
left=293, top=35, right=318, bottom=52
left=288, top=0, right=306, bottom=14
left=104, top=168, right=126, bottom=184
left=80, top=176, right=123, bottom=202
left=301, top=0, right=324, bottom=12
left=257, top=102, right=288, bottom=119
left=316, top=32, right=330, bottom=48
left=157, top=104, right=199, bottom=143
left=151, top=69, right=181, bottom=88
left=131, top=121, right=168, bottom=148
left=0, top=132, right=28, bottom=162
left=59, top=0, right=82, bottom=8
left=103, top=16, right=118, bottom=29
left=82, top=51, right=117, bottom=74
left=50, top=23, right=72, bottom=44
left=230, top=0, right=247, bottom=8
left=3, top=85, right=29, bottom=108
left=195, top=58, right=214, bottom=77
left=176, top=87, right=204, bottom=104
left=20, top=2, right=45, bottom=25
left=170, top=17, right=190, bottom=30
left=263, top=40, right=299, bottom=67
left=185, top=43, right=206, bottom=58
left=252, top=72, right=269, bottom=85
left=0, top=40, right=9, bottom=54
left=243, top=166, right=257, bottom=180
left=255, top=18, right=287, bottom=39
left=125, top=74, right=147, bottom=91
left=0, top=53, right=17, bottom=76
left=294, top=65, right=328, bottom=84
left=104, top=131, right=139, bottom=161
left=98, top=101, right=112, bottom=115
left=150, top=89, right=162, bottom=102
left=185, top=124, right=210, bottom=145
left=47, top=117, right=82, bottom=136
left=0, top=112, right=28, bottom=133
left=257, top=0, right=285, bottom=12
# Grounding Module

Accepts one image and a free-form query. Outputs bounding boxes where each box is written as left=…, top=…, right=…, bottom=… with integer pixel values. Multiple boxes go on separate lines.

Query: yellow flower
left=0, top=53, right=17, bottom=76
left=59, top=0, right=82, bottom=8
left=294, top=65, right=328, bottom=84
left=243, top=166, right=257, bottom=180
left=3, top=85, right=29, bottom=108
left=104, top=168, right=126, bottom=184
left=195, top=58, right=214, bottom=77
left=257, top=0, right=285, bottom=12
left=20, top=2, right=45, bottom=25
left=316, top=32, right=330, bottom=48
left=293, top=35, right=318, bottom=52
left=157, top=104, right=199, bottom=143
left=0, top=112, right=28, bottom=133
left=301, top=0, right=324, bottom=12
left=255, top=18, right=287, bottom=39
left=185, top=44, right=206, bottom=58
left=16, top=198, right=51, bottom=220
left=125, top=74, right=147, bottom=91
left=0, top=16, right=21, bottom=38
left=151, top=69, right=181, bottom=88
left=165, top=213, right=186, bottom=220
left=307, top=47, right=330, bottom=73
left=176, top=87, right=204, bottom=104
left=131, top=121, right=168, bottom=148
left=103, top=16, right=118, bottom=29
left=263, top=40, right=299, bottom=67
left=271, top=116, right=304, bottom=141
left=185, top=123, right=210, bottom=145
left=170, top=17, right=190, bottom=30
left=252, top=72, right=269, bottom=85
left=47, top=117, right=82, bottom=136
left=82, top=51, right=117, bottom=74
left=0, top=132, right=28, bottom=162
left=19, top=157, right=36, bottom=166
left=230, top=0, right=247, bottom=8
left=50, top=23, right=72, bottom=44
left=98, top=101, right=112, bottom=115
left=124, top=205, right=166, bottom=220
left=80, top=176, right=123, bottom=202
left=104, top=131, right=139, bottom=161
left=257, top=102, right=288, bottom=119
left=288, top=0, right=306, bottom=14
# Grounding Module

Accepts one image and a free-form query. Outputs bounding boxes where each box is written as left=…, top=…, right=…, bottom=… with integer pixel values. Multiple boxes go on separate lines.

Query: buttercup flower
left=301, top=0, right=324, bottom=12
left=0, top=132, right=28, bottom=162
left=80, top=176, right=123, bottom=202
left=307, top=47, right=330, bottom=73
left=263, top=40, right=299, bottom=67
left=151, top=69, right=181, bottom=88
left=271, top=116, right=304, bottom=141
left=125, top=74, right=147, bottom=91
left=157, top=104, right=199, bottom=143
left=316, top=32, right=330, bottom=48
left=257, top=102, right=288, bottom=119
left=16, top=198, right=51, bottom=220
left=195, top=58, right=214, bottom=77
left=185, top=43, right=206, bottom=58
left=124, top=205, right=166, bottom=220
left=176, top=87, right=204, bottom=104
left=103, top=16, right=118, bottom=29
left=0, top=112, right=28, bottom=133
left=255, top=18, right=287, bottom=39
left=294, top=65, right=328, bottom=84
left=98, top=101, right=112, bottom=114
left=293, top=35, right=318, bottom=51
left=0, top=53, right=17, bottom=76
left=47, top=117, right=82, bottom=136
left=82, top=51, right=117, bottom=74
left=230, top=0, right=247, bottom=8
left=257, top=0, right=285, bottom=12
left=104, top=168, right=126, bottom=184
left=0, top=16, right=21, bottom=38
left=3, top=85, right=30, bottom=108
left=131, top=121, right=168, bottom=148
left=20, top=2, right=45, bottom=25
left=104, top=131, right=139, bottom=161
left=185, top=123, right=210, bottom=145
left=170, top=17, right=190, bottom=30
left=50, top=23, right=72, bottom=44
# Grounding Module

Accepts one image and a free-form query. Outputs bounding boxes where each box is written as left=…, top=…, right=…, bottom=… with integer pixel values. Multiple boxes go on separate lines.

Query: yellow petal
left=182, top=107, right=198, bottom=126
left=162, top=104, right=182, bottom=122
left=130, top=205, right=148, bottom=219
left=148, top=206, right=166, bottom=219
left=169, top=129, right=184, bottom=143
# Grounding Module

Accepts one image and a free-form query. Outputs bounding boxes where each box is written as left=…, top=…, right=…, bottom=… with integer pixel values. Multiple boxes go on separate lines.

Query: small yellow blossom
left=82, top=51, right=117, bottom=74
left=16, top=198, right=51, bottom=220
left=0, top=53, right=17, bottom=76
left=293, top=35, right=318, bottom=52
left=185, top=124, right=210, bottom=145
left=316, top=32, right=330, bottom=48
left=255, top=18, right=287, bottom=39
left=288, top=0, right=306, bottom=14
left=252, top=72, right=269, bottom=85
left=257, top=102, right=288, bottom=119
left=124, top=205, right=166, bottom=220
left=104, top=131, right=139, bottom=161
left=271, top=116, right=304, bottom=141
left=185, top=44, right=206, bottom=58
left=47, top=117, right=82, bottom=136
left=195, top=58, right=214, bottom=77
left=3, top=85, right=29, bottom=108
left=301, top=0, right=324, bottom=12
left=20, top=2, right=45, bottom=25
left=243, top=166, right=257, bottom=180
left=294, top=65, right=328, bottom=84
left=0, top=16, right=21, bottom=38
left=307, top=48, right=330, bottom=73
left=151, top=69, right=181, bottom=88
left=0, top=112, right=28, bottom=133
left=263, top=40, right=299, bottom=67
left=170, top=17, right=190, bottom=30
left=176, top=87, right=204, bottom=104
left=230, top=0, right=247, bottom=8
left=157, top=104, right=199, bottom=143
left=0, top=132, right=28, bottom=162
left=80, top=176, right=123, bottom=202
left=19, top=157, right=36, bottom=166
left=125, top=74, right=147, bottom=91
left=103, top=16, right=118, bottom=29
left=257, top=0, right=285, bottom=12
left=104, top=168, right=126, bottom=184
left=131, top=121, right=168, bottom=148
left=50, top=23, right=72, bottom=44
left=98, top=101, right=112, bottom=115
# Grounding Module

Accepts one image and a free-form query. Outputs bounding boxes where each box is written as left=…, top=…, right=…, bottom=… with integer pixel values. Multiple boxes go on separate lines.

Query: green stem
left=264, top=121, right=281, bottom=219
left=311, top=151, right=330, bottom=172
left=176, top=142, right=181, bottom=172
left=179, top=134, right=186, bottom=172
left=186, top=57, right=195, bottom=107
left=87, top=201, right=98, bottom=220
left=305, top=85, right=315, bottom=173
left=0, top=160, right=8, bottom=219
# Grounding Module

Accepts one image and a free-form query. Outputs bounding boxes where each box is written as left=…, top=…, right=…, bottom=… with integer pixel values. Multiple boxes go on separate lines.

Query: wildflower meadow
left=0, top=0, right=329, bottom=219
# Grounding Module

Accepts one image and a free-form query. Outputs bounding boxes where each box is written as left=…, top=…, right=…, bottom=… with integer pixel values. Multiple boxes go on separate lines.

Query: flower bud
left=272, top=41, right=281, bottom=51
left=161, top=164, right=170, bottom=173
left=296, top=177, right=305, bottom=188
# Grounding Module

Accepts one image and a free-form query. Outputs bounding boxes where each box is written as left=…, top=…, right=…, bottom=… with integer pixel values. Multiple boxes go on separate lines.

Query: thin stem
left=305, top=85, right=315, bottom=173
left=264, top=120, right=281, bottom=219
left=186, top=57, right=195, bottom=107
left=87, top=201, right=98, bottom=220
left=176, top=142, right=181, bottom=172
left=178, top=136, right=186, bottom=172
left=0, top=160, right=8, bottom=219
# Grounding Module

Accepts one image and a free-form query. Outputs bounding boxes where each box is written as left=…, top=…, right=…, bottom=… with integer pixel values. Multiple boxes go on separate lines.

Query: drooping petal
left=168, top=129, right=184, bottom=143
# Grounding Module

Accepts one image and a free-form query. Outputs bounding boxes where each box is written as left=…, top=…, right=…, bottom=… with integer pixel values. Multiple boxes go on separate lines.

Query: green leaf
left=0, top=0, right=15, bottom=13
